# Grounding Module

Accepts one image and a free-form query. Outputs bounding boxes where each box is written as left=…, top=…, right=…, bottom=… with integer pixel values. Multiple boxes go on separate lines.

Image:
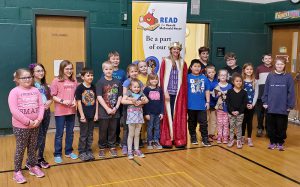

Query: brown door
left=272, top=25, right=300, bottom=111
left=36, top=16, right=86, bottom=112
left=36, top=16, right=86, bottom=84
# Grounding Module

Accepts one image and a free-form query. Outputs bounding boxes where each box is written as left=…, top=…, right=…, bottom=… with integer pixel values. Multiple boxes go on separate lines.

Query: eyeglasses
left=34, top=70, right=44, bottom=73
left=64, top=68, right=73, bottom=71
left=19, top=76, right=33, bottom=80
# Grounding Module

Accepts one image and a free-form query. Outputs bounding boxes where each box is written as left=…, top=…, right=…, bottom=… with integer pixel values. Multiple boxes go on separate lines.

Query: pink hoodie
left=8, top=86, right=44, bottom=128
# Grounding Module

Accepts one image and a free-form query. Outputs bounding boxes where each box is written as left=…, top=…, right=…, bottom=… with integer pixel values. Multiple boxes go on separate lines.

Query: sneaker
left=13, top=171, right=26, bottom=184
left=191, top=136, right=198, bottom=145
left=79, top=153, right=89, bottom=161
left=222, top=139, right=228, bottom=144
left=217, top=138, right=222, bottom=144
left=153, top=141, right=163, bottom=149
left=87, top=152, right=95, bottom=160
left=128, top=151, right=134, bottom=160
left=241, top=136, right=245, bottom=145
left=134, top=150, right=145, bottom=158
left=38, top=158, right=50, bottom=169
left=54, top=156, right=63, bottom=164
left=247, top=138, right=254, bottom=147
left=65, top=153, right=78, bottom=160
left=25, top=162, right=30, bottom=170
left=256, top=129, right=263, bottom=137
left=202, top=139, right=212, bottom=147
left=98, top=149, right=106, bottom=158
left=122, top=146, right=128, bottom=155
left=29, top=166, right=45, bottom=178
left=227, top=139, right=235, bottom=148
left=110, top=148, right=118, bottom=157
left=268, top=143, right=276, bottom=150
left=236, top=140, right=243, bottom=149
left=277, top=144, right=285, bottom=151
left=147, top=141, right=154, bottom=150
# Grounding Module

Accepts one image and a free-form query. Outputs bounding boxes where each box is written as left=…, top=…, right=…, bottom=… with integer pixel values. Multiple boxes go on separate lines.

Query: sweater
left=262, top=72, right=295, bottom=115
left=226, top=88, right=248, bottom=115
left=8, top=86, right=44, bottom=128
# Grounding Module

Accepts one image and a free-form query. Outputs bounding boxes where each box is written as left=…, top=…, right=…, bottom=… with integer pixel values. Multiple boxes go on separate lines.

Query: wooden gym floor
left=0, top=123, right=299, bottom=187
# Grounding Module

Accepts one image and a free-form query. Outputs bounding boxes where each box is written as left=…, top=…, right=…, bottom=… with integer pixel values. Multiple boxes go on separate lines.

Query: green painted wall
left=0, top=0, right=298, bottom=134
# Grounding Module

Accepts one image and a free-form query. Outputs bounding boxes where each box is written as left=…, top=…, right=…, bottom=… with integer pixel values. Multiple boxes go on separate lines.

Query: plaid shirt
left=167, top=65, right=178, bottom=95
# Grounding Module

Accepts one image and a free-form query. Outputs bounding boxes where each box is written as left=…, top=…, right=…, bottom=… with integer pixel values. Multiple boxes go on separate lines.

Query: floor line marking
left=217, top=145, right=300, bottom=185
left=87, top=171, right=185, bottom=186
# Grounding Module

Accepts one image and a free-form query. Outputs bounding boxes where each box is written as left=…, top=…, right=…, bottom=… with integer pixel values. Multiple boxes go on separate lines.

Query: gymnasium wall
left=0, top=0, right=299, bottom=134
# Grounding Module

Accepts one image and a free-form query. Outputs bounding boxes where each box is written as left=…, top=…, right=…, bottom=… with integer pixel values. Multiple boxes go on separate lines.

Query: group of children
left=8, top=45, right=295, bottom=184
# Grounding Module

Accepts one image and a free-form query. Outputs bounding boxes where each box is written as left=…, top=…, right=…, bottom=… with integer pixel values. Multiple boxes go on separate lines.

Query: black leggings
left=242, top=108, right=254, bottom=138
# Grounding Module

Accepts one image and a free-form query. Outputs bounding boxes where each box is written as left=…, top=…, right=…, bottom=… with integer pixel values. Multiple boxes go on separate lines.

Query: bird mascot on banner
left=159, top=42, right=188, bottom=148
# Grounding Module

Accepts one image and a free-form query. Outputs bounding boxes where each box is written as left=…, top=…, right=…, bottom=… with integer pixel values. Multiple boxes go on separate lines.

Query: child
left=8, top=68, right=45, bottom=184
left=108, top=51, right=126, bottom=145
left=75, top=68, right=98, bottom=161
left=226, top=73, right=248, bottom=149
left=187, top=59, right=211, bottom=146
left=256, top=54, right=273, bottom=137
left=121, top=80, right=149, bottom=159
left=223, top=52, right=242, bottom=82
left=206, top=65, right=218, bottom=142
left=213, top=69, right=232, bottom=144
left=144, top=74, right=164, bottom=149
left=96, top=61, right=122, bottom=158
left=108, top=51, right=127, bottom=83
left=137, top=60, right=148, bottom=146
left=51, top=60, right=78, bottom=163
left=29, top=63, right=52, bottom=169
left=121, top=64, right=144, bottom=155
left=262, top=57, right=295, bottom=151
left=242, top=63, right=258, bottom=146
left=137, top=60, right=149, bottom=85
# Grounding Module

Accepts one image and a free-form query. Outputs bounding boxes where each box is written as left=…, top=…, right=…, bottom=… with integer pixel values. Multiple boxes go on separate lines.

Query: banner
left=132, top=1, right=187, bottom=74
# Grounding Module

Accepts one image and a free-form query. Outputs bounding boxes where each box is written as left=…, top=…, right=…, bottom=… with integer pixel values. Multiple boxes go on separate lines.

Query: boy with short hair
left=108, top=51, right=127, bottom=83
left=223, top=52, right=242, bottom=82
left=255, top=54, right=273, bottom=137
left=96, top=61, right=122, bottom=158
left=206, top=65, right=218, bottom=142
left=191, top=47, right=212, bottom=75
left=108, top=51, right=126, bottom=145
left=75, top=68, right=98, bottom=161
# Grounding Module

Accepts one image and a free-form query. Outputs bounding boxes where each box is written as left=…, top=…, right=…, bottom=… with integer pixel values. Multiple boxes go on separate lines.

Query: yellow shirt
left=137, top=74, right=148, bottom=86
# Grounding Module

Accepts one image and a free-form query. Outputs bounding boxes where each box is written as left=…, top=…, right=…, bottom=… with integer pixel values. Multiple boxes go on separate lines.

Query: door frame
left=32, top=9, right=91, bottom=67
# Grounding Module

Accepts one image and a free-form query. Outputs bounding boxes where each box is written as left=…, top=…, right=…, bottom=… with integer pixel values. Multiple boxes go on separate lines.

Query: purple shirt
left=167, top=66, right=178, bottom=95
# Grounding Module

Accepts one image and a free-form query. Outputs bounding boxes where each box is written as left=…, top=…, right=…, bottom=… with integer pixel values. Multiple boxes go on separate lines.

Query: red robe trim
left=159, top=57, right=188, bottom=147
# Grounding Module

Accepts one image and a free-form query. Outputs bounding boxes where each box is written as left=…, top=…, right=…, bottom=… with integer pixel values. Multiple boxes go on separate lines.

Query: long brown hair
left=242, top=63, right=255, bottom=89
left=29, top=63, right=51, bottom=99
left=58, top=60, right=75, bottom=82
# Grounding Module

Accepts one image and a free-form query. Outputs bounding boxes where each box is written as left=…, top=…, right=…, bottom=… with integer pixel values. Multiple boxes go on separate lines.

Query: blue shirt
left=207, top=77, right=218, bottom=108
left=101, top=69, right=127, bottom=83
left=122, top=78, right=144, bottom=88
left=187, top=74, right=210, bottom=110
left=244, top=81, right=255, bottom=104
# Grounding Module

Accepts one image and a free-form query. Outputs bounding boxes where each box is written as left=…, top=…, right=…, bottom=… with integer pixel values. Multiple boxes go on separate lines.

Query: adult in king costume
left=159, top=42, right=188, bottom=148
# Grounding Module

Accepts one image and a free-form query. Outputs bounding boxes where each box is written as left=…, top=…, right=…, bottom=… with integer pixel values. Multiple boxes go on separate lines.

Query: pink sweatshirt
left=8, top=86, right=44, bottom=129
left=50, top=78, right=77, bottom=116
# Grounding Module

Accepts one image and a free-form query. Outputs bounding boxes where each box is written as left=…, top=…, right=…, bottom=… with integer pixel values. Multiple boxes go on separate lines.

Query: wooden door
left=36, top=16, right=86, bottom=84
left=272, top=25, right=300, bottom=111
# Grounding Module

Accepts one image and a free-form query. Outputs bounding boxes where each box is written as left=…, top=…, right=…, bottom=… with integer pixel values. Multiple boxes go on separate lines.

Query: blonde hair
left=146, top=73, right=159, bottom=87
left=14, top=68, right=32, bottom=86
left=102, top=61, right=113, bottom=70
left=108, top=51, right=120, bottom=59
left=242, top=63, right=255, bottom=89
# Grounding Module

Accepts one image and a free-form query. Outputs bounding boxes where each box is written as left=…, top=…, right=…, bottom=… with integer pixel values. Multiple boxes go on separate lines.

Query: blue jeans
left=36, top=109, right=51, bottom=159
left=147, top=114, right=161, bottom=142
left=54, top=114, right=75, bottom=157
